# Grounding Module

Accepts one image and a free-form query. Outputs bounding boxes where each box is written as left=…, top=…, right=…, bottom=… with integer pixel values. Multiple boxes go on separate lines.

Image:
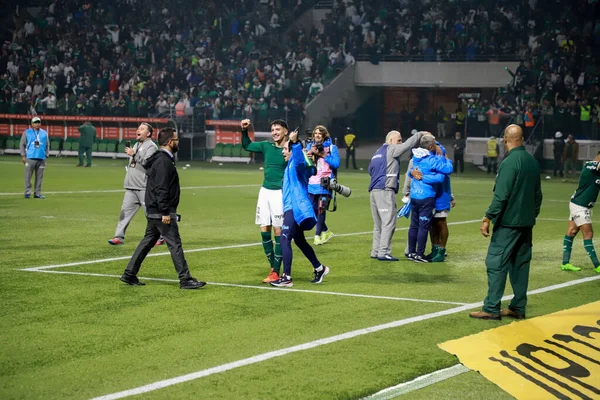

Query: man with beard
left=241, top=118, right=288, bottom=283
left=120, top=127, right=206, bottom=289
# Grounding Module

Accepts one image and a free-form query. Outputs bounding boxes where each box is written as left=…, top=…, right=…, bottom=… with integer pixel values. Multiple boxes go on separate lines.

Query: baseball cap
left=31, top=117, right=41, bottom=123
left=555, top=131, right=563, bottom=138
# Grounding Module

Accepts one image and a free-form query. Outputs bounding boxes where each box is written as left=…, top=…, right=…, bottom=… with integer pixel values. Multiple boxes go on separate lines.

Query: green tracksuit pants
left=483, top=226, right=532, bottom=315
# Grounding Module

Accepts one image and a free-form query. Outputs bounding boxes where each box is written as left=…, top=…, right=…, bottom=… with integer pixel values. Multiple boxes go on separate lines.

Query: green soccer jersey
left=571, top=161, right=600, bottom=208
left=241, top=129, right=286, bottom=190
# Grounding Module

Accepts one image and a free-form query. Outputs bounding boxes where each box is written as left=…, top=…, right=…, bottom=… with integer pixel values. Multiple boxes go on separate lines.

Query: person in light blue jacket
left=407, top=135, right=453, bottom=262
left=20, top=116, right=49, bottom=199
left=271, top=129, right=330, bottom=288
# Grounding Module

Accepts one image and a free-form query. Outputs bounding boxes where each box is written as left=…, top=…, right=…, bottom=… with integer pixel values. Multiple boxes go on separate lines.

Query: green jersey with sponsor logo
left=571, top=161, right=600, bottom=208
left=241, top=129, right=286, bottom=190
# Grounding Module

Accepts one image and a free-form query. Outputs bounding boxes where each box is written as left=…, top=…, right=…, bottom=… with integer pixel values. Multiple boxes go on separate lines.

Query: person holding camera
left=108, top=122, right=162, bottom=246
left=20, top=116, right=49, bottom=199
left=120, top=128, right=206, bottom=289
left=368, top=130, right=425, bottom=261
left=305, top=125, right=340, bottom=245
left=270, top=128, right=330, bottom=288
left=241, top=118, right=287, bottom=283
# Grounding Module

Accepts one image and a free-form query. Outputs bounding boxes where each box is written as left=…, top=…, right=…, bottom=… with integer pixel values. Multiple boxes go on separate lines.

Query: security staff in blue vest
left=368, top=130, right=426, bottom=261
left=20, top=116, right=49, bottom=199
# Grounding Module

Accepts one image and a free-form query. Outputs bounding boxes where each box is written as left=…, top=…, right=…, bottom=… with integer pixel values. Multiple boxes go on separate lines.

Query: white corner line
left=89, top=274, right=600, bottom=400
left=22, top=270, right=468, bottom=306
left=362, top=364, right=470, bottom=400
left=20, top=219, right=483, bottom=272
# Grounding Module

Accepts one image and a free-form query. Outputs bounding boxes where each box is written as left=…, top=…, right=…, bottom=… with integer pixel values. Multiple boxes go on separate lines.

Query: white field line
left=21, top=219, right=482, bottom=272
left=0, top=184, right=259, bottom=196
left=90, top=274, right=600, bottom=400
left=26, top=270, right=468, bottom=306
left=362, top=364, right=469, bottom=400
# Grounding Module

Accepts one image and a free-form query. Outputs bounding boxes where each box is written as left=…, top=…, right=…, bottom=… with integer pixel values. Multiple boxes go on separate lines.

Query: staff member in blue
left=20, top=116, right=49, bottom=199
left=270, top=128, right=331, bottom=287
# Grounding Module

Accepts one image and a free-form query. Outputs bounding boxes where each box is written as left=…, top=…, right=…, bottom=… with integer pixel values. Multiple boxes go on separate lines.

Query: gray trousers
left=24, top=158, right=46, bottom=196
left=114, top=189, right=146, bottom=239
left=370, top=189, right=398, bottom=257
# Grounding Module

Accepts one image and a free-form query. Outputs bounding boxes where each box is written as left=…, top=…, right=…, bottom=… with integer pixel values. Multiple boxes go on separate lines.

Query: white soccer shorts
left=569, top=202, right=592, bottom=227
left=255, top=187, right=283, bottom=227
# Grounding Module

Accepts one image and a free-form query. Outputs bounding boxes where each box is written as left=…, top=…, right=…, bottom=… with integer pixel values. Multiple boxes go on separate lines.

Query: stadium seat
left=107, top=139, right=119, bottom=152
left=240, top=147, right=251, bottom=157
left=214, top=142, right=225, bottom=157
left=0, top=135, right=7, bottom=150
left=223, top=143, right=233, bottom=157
left=117, top=141, right=127, bottom=153
left=50, top=138, right=62, bottom=151
left=97, top=139, right=108, bottom=152
left=232, top=144, right=243, bottom=157
left=92, top=141, right=99, bottom=152
left=70, top=139, right=79, bottom=152
left=6, top=137, right=17, bottom=150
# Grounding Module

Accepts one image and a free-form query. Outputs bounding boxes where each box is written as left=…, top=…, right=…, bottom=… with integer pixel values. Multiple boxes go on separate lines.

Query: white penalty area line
left=0, top=184, right=259, bottom=196
left=21, top=219, right=482, bottom=272
left=90, top=274, right=600, bottom=400
left=28, top=270, right=467, bottom=306
left=362, top=364, right=470, bottom=400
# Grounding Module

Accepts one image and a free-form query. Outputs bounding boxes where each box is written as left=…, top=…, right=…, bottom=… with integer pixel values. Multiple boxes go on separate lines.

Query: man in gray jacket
left=109, top=123, right=161, bottom=246
left=368, top=130, right=425, bottom=261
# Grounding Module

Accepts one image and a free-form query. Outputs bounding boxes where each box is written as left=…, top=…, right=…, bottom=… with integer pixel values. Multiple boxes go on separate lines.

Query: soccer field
left=1, top=155, right=598, bottom=400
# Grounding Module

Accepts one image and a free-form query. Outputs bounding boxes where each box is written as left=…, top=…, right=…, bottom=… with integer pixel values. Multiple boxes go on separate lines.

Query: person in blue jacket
left=305, top=125, right=340, bottom=245
left=270, top=128, right=330, bottom=288
left=407, top=135, right=453, bottom=262
left=20, top=116, right=49, bottom=199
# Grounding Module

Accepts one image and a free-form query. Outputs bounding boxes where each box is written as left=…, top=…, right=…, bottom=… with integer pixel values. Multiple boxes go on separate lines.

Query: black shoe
left=120, top=274, right=145, bottom=286
left=180, top=278, right=207, bottom=289
left=270, top=274, right=293, bottom=287
left=311, top=266, right=330, bottom=283
left=413, top=255, right=429, bottom=263
left=34, top=194, right=46, bottom=199
left=406, top=253, right=416, bottom=261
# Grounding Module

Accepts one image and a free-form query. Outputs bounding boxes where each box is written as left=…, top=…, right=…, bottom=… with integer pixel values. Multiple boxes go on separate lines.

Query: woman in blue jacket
left=270, top=129, right=330, bottom=288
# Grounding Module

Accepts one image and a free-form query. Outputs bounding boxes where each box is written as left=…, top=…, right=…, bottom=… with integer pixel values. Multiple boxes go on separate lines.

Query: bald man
left=470, top=125, right=543, bottom=320
left=368, top=130, right=425, bottom=261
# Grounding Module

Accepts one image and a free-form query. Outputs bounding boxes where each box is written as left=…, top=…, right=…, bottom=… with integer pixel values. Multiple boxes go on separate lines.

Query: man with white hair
left=368, top=129, right=425, bottom=261
left=553, top=131, right=565, bottom=178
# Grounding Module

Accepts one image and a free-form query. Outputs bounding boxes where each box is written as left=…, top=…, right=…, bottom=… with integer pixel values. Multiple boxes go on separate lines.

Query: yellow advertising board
left=439, top=301, right=600, bottom=400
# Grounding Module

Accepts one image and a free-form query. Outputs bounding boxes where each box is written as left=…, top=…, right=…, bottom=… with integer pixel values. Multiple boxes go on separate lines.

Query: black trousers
left=124, top=217, right=193, bottom=281
left=346, top=149, right=357, bottom=169
left=454, top=153, right=464, bottom=173
left=554, top=154, right=564, bottom=177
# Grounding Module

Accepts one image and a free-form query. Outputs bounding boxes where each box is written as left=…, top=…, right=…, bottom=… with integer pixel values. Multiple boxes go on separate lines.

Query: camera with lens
left=320, top=176, right=352, bottom=198
left=314, top=143, right=324, bottom=154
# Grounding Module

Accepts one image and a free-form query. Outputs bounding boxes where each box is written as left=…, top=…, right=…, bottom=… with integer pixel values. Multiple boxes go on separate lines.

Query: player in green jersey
left=561, top=152, right=600, bottom=273
left=241, top=118, right=288, bottom=283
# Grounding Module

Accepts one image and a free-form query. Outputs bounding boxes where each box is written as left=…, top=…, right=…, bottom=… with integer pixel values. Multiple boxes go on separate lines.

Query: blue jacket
left=305, top=138, right=340, bottom=195
left=22, top=128, right=49, bottom=160
left=283, top=142, right=317, bottom=229
left=409, top=148, right=453, bottom=200
left=434, top=143, right=453, bottom=211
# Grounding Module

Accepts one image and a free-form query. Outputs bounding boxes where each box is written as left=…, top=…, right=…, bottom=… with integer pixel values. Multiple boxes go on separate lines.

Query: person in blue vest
left=270, top=128, right=330, bottom=287
left=19, top=116, right=49, bottom=199
left=368, top=130, right=425, bottom=261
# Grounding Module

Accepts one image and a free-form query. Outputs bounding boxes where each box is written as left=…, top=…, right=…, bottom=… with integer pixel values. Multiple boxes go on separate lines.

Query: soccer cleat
left=108, top=237, right=124, bottom=245
left=155, top=238, right=166, bottom=246
left=561, top=263, right=581, bottom=271
left=313, top=234, right=322, bottom=245
left=270, top=274, right=293, bottom=287
left=595, top=265, right=600, bottom=273
left=431, top=248, right=446, bottom=263
left=425, top=247, right=439, bottom=261
left=34, top=194, right=46, bottom=199
left=413, top=255, right=429, bottom=263
left=262, top=269, right=280, bottom=283
left=320, top=231, right=334, bottom=244
left=378, top=254, right=399, bottom=261
left=311, top=266, right=330, bottom=283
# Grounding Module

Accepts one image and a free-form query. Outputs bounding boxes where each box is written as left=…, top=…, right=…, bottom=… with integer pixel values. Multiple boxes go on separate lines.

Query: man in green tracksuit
left=77, top=121, right=96, bottom=167
left=470, top=125, right=543, bottom=321
left=560, top=152, right=600, bottom=273
left=241, top=118, right=288, bottom=283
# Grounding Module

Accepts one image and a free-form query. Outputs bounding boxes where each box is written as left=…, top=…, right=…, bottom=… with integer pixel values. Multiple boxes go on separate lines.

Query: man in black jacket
left=553, top=131, right=565, bottom=178
left=120, top=127, right=206, bottom=289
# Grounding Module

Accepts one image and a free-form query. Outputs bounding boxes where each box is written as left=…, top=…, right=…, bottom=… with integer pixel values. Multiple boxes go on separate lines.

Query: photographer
left=270, top=129, right=330, bottom=288
left=305, top=125, right=340, bottom=245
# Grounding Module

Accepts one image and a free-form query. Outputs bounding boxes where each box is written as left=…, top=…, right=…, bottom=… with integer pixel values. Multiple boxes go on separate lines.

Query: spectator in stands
left=77, top=120, right=96, bottom=167
left=20, top=116, right=49, bottom=199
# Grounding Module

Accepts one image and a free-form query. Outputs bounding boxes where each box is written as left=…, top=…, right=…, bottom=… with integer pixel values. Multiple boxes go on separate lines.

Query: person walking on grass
left=270, top=128, right=330, bottom=288
left=108, top=122, right=164, bottom=247
left=77, top=121, right=96, bottom=167
left=560, top=151, right=600, bottom=274
left=241, top=118, right=287, bottom=283
left=20, top=116, right=49, bottom=199
left=120, top=128, right=206, bottom=289
left=470, top=125, right=542, bottom=321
